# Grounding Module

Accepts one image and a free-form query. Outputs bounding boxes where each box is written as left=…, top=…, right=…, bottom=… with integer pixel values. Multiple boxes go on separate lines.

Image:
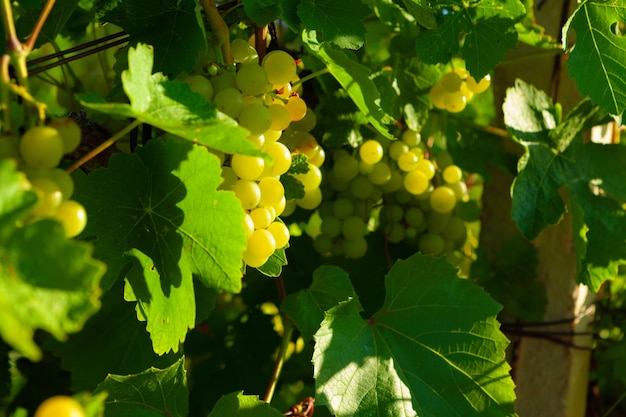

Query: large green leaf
left=415, top=0, right=525, bottom=79
left=98, top=0, right=207, bottom=76
left=78, top=44, right=259, bottom=157
left=297, top=0, right=370, bottom=49
left=209, top=392, right=284, bottom=417
left=313, top=254, right=516, bottom=417
left=76, top=137, right=246, bottom=295
left=94, top=358, right=188, bottom=417
left=0, top=160, right=105, bottom=361
left=281, top=265, right=355, bottom=341
left=563, top=0, right=626, bottom=117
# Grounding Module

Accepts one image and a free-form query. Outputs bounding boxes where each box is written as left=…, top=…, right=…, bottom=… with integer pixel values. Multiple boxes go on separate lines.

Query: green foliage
left=563, top=0, right=626, bottom=117
left=209, top=392, right=284, bottom=416
left=298, top=0, right=369, bottom=49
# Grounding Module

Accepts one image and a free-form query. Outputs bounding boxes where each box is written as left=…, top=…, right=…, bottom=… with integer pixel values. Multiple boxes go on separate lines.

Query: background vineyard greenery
left=1, top=0, right=626, bottom=416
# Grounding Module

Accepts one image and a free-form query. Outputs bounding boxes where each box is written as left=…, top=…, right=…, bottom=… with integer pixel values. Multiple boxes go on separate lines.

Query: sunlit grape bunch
left=429, top=67, right=491, bottom=113
left=185, top=39, right=325, bottom=269
left=0, top=118, right=88, bottom=238
left=308, top=128, right=473, bottom=261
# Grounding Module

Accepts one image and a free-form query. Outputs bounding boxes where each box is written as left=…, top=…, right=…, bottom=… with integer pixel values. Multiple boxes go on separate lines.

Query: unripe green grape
left=439, top=71, right=463, bottom=92
left=297, top=187, right=322, bottom=209
left=352, top=199, right=371, bottom=220
left=285, top=96, right=307, bottom=121
left=231, top=38, right=258, bottom=63
left=397, top=150, right=419, bottom=172
left=258, top=176, right=284, bottom=208
left=239, top=103, right=272, bottom=135
left=290, top=108, right=316, bottom=132
left=50, top=118, right=81, bottom=154
left=243, top=95, right=264, bottom=106
left=281, top=199, right=297, bottom=217
left=443, top=165, right=463, bottom=183
left=447, top=180, right=468, bottom=201
left=466, top=74, right=491, bottom=93
left=262, top=50, right=297, bottom=86
left=401, top=129, right=421, bottom=147
left=333, top=197, right=354, bottom=219
left=429, top=83, right=447, bottom=109
left=333, top=154, right=359, bottom=182
left=313, top=235, right=333, bottom=256
left=250, top=207, right=273, bottom=229
left=342, top=216, right=367, bottom=240
left=418, top=232, right=445, bottom=256
left=430, top=186, right=457, bottom=213
left=443, top=91, right=467, bottom=113
left=435, top=152, right=454, bottom=170
left=267, top=221, right=290, bottom=248
left=318, top=201, right=334, bottom=219
left=342, top=237, right=367, bottom=259
left=389, top=140, right=409, bottom=160
left=268, top=104, right=291, bottom=131
left=405, top=226, right=418, bottom=239
left=367, top=161, right=391, bottom=185
left=183, top=74, right=214, bottom=101
left=246, top=228, right=276, bottom=258
left=349, top=175, right=375, bottom=199
left=233, top=179, right=261, bottom=210
left=264, top=141, right=291, bottom=176
left=214, top=88, right=244, bottom=118
left=236, top=63, right=268, bottom=96
left=210, top=70, right=237, bottom=93
left=0, top=135, right=19, bottom=159
left=415, top=159, right=435, bottom=179
left=442, top=216, right=466, bottom=244
left=53, top=200, right=87, bottom=238
left=359, top=160, right=374, bottom=174
left=380, top=204, right=404, bottom=223
left=380, top=168, right=403, bottom=193
left=359, top=140, right=384, bottom=165
left=243, top=213, right=255, bottom=239
left=231, top=153, right=265, bottom=180
left=384, top=222, right=405, bottom=243
left=219, top=166, right=238, bottom=190
left=243, top=250, right=268, bottom=267
left=30, top=177, right=63, bottom=218
left=48, top=168, right=74, bottom=200
left=405, top=207, right=425, bottom=227
left=426, top=211, right=451, bottom=233
left=327, top=170, right=349, bottom=192
left=321, top=215, right=342, bottom=238
left=20, top=126, right=65, bottom=169
left=394, top=189, right=412, bottom=204
left=294, top=163, right=321, bottom=191
left=403, top=170, right=429, bottom=195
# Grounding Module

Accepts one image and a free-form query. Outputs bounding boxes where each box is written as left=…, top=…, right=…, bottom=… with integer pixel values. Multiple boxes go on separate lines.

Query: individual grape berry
left=415, top=159, right=435, bottom=179
left=236, top=63, right=268, bottom=96
left=30, top=177, right=63, bottom=218
left=443, top=91, right=467, bottom=113
left=231, top=38, right=258, bottom=63
left=210, top=70, right=237, bottom=93
left=443, top=165, right=463, bottom=183
left=285, top=96, right=307, bottom=121
left=426, top=211, right=451, bottom=233
left=429, top=83, right=447, bottom=110
left=308, top=147, right=325, bottom=167
left=214, top=88, right=244, bottom=118
left=381, top=168, right=403, bottom=193
left=20, top=126, right=65, bottom=169
left=405, top=207, right=425, bottom=227
left=50, top=118, right=82, bottom=154
left=250, top=207, right=273, bottom=229
left=243, top=213, right=255, bottom=239
left=183, top=74, right=214, bottom=101
left=313, top=235, right=333, bottom=256
left=243, top=250, right=268, bottom=267
left=418, top=233, right=446, bottom=256
left=333, top=154, right=359, bottom=182
left=320, top=215, right=342, bottom=238
left=342, top=237, right=367, bottom=259
left=401, top=129, right=421, bottom=147
left=231, top=153, right=265, bottom=180
left=342, top=216, right=367, bottom=240
left=48, top=168, right=74, bottom=200
left=367, top=161, right=391, bottom=185
left=333, top=197, right=354, bottom=219
left=430, top=186, right=457, bottom=213
left=349, top=175, right=375, bottom=200
left=293, top=163, right=322, bottom=191
left=268, top=104, right=291, bottom=131
left=296, top=187, right=322, bottom=210
left=442, top=215, right=466, bottom=244
left=53, top=200, right=87, bottom=238
left=466, top=74, right=491, bottom=93
left=384, top=222, right=405, bottom=243
left=262, top=50, right=297, bottom=86
left=264, top=141, right=292, bottom=176
left=238, top=103, right=272, bottom=135
left=397, top=151, right=419, bottom=172
left=34, top=396, right=85, bottom=417
left=359, top=140, right=384, bottom=165
left=258, top=176, right=285, bottom=208
left=233, top=179, right=261, bottom=210
left=404, top=170, right=429, bottom=195
left=439, top=71, right=463, bottom=92
left=389, top=141, right=409, bottom=160
left=246, top=228, right=276, bottom=258
left=267, top=221, right=290, bottom=248
left=290, top=108, right=316, bottom=132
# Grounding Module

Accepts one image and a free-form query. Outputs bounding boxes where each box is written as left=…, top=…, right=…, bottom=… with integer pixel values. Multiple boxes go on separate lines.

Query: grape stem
left=291, top=68, right=331, bottom=89
left=263, top=312, right=295, bottom=404
left=199, top=0, right=232, bottom=64
left=66, top=119, right=142, bottom=173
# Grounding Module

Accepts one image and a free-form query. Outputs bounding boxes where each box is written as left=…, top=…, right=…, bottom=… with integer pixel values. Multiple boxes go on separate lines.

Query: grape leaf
left=563, top=0, right=626, bottom=117
left=78, top=43, right=260, bottom=158
left=255, top=247, right=288, bottom=277
left=0, top=161, right=105, bottom=361
left=76, top=137, right=246, bottom=294
left=98, top=0, right=207, bottom=76
left=45, top=278, right=181, bottom=392
left=124, top=250, right=195, bottom=355
left=94, top=357, right=188, bottom=417
left=297, top=0, right=369, bottom=49
left=209, top=391, right=284, bottom=417
left=282, top=265, right=356, bottom=341
left=304, top=33, right=394, bottom=138
left=415, top=0, right=525, bottom=79
left=313, top=254, right=515, bottom=417
left=15, top=0, right=79, bottom=49
left=242, top=0, right=283, bottom=25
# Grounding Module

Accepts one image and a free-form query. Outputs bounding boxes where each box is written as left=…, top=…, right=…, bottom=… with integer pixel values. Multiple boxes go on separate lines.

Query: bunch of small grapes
left=184, top=39, right=325, bottom=268
left=429, top=68, right=491, bottom=113
left=0, top=118, right=87, bottom=238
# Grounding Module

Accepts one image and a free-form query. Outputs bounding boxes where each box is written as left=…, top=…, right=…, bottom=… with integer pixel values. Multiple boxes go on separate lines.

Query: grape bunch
left=307, top=128, right=473, bottom=261
left=0, top=118, right=88, bottom=238
left=184, top=40, right=325, bottom=269
left=429, top=67, right=491, bottom=113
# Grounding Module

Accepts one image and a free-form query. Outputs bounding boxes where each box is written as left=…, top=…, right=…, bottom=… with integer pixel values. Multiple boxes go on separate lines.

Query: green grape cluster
left=306, top=128, right=474, bottom=261
left=191, top=40, right=325, bottom=268
left=0, top=118, right=87, bottom=238
left=429, top=67, right=491, bottom=113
